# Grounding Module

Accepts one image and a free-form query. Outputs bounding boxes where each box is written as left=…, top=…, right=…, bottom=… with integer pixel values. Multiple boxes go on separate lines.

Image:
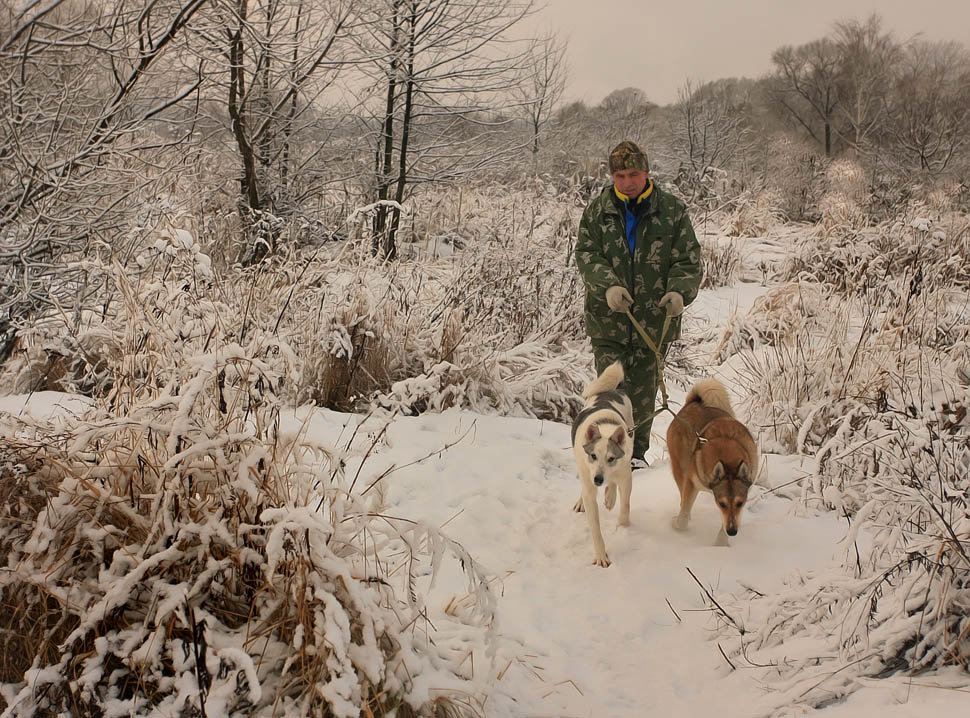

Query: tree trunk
left=385, top=4, right=417, bottom=260
left=255, top=0, right=277, bottom=209
left=228, top=0, right=260, bottom=215
left=374, top=0, right=402, bottom=257
left=279, top=0, right=305, bottom=200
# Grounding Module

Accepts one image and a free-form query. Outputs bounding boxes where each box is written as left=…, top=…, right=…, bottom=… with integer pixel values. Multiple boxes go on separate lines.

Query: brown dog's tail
left=685, top=378, right=734, bottom=416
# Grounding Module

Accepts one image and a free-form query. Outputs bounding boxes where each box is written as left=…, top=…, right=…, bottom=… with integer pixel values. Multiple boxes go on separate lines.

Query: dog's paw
left=617, top=515, right=630, bottom=527
left=603, top=484, right=617, bottom=510
left=573, top=497, right=585, bottom=512
left=671, top=515, right=689, bottom=531
left=592, top=553, right=611, bottom=568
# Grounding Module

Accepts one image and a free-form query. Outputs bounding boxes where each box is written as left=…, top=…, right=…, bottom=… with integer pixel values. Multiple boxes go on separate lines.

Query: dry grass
left=0, top=190, right=597, bottom=711
left=0, top=258, right=495, bottom=717
left=721, top=188, right=785, bottom=238
left=3, top=183, right=592, bottom=423
left=699, top=236, right=742, bottom=290
left=707, top=221, right=970, bottom=710
left=219, top=203, right=592, bottom=421
left=783, top=211, right=970, bottom=296
left=712, top=281, right=828, bottom=365
left=715, top=391, right=970, bottom=713
left=733, top=281, right=970, bottom=454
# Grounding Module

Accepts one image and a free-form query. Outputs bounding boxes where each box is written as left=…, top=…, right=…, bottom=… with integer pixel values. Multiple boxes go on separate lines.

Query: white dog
left=571, top=361, right=634, bottom=567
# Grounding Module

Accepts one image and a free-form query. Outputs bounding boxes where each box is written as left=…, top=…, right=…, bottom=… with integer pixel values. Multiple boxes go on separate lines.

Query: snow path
left=293, top=404, right=851, bottom=717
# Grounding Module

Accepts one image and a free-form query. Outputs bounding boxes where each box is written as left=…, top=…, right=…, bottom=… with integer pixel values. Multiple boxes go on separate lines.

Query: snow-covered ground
left=2, top=230, right=967, bottom=717
left=265, top=389, right=966, bottom=717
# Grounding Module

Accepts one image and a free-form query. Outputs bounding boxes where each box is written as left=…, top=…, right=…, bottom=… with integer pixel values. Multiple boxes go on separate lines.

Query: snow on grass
left=1, top=199, right=968, bottom=716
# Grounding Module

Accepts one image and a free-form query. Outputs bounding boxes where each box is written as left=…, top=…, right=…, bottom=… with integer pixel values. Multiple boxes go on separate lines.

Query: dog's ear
left=609, top=425, right=626, bottom=446
left=710, top=461, right=726, bottom=486
left=585, top=424, right=601, bottom=442
left=607, top=440, right=625, bottom=460
left=737, top=461, right=752, bottom=485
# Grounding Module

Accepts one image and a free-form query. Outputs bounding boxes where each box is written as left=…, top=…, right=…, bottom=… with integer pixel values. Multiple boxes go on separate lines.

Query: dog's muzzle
left=594, top=474, right=604, bottom=486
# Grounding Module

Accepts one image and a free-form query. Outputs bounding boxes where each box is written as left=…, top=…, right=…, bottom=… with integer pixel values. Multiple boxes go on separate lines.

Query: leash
left=622, top=306, right=673, bottom=431
left=622, top=306, right=707, bottom=444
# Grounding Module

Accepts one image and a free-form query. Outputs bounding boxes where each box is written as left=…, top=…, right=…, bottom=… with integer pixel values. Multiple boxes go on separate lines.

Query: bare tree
left=771, top=39, right=842, bottom=156
left=886, top=39, right=970, bottom=173
left=670, top=79, right=755, bottom=204
left=358, top=0, right=536, bottom=259
left=0, top=0, right=210, bottom=359
left=599, top=86, right=649, bottom=117
left=194, top=0, right=358, bottom=262
left=513, top=31, right=567, bottom=160
left=833, top=14, right=900, bottom=154
left=597, top=86, right=655, bottom=144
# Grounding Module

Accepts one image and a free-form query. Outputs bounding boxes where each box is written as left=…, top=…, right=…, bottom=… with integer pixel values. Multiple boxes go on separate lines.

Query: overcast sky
left=529, top=0, right=970, bottom=106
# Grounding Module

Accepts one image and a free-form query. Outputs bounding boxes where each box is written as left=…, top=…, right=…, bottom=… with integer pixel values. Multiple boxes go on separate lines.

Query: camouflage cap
left=608, top=140, right=649, bottom=173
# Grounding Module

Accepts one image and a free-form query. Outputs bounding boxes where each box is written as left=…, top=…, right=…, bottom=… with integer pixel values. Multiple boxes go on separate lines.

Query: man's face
left=611, top=169, right=649, bottom=199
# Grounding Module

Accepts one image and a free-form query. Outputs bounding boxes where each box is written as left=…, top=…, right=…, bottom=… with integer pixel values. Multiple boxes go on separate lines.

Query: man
left=575, top=140, right=703, bottom=463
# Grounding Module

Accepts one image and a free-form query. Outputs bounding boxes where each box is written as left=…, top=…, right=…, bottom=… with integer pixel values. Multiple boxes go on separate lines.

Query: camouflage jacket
left=575, top=182, right=703, bottom=349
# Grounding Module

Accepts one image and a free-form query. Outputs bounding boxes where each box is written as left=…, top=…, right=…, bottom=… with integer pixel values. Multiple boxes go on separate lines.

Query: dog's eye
left=589, top=453, right=597, bottom=461
left=608, top=456, right=616, bottom=464
left=735, top=501, right=744, bottom=509
left=718, top=501, right=727, bottom=508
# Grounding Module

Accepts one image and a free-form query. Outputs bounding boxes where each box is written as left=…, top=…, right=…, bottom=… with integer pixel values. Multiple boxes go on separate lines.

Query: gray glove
left=659, top=291, right=684, bottom=316
left=605, top=285, right=633, bottom=313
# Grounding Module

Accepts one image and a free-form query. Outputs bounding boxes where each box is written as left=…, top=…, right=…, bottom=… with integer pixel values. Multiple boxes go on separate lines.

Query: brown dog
left=667, top=378, right=758, bottom=546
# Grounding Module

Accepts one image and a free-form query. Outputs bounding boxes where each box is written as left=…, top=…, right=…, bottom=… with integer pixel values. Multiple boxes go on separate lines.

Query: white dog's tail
left=686, top=378, right=734, bottom=416
left=584, top=361, right=624, bottom=398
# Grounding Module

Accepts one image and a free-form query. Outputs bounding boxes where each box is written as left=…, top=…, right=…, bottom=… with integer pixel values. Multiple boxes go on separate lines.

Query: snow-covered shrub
left=0, top=381, right=495, bottom=716
left=400, top=183, right=583, bottom=254
left=283, top=240, right=586, bottom=420
left=0, top=183, right=595, bottom=422
left=696, top=262, right=970, bottom=714
left=706, top=263, right=970, bottom=712
left=783, top=213, right=970, bottom=295
left=721, top=188, right=785, bottom=238
left=735, top=333, right=864, bottom=454
left=713, top=281, right=828, bottom=365
left=6, top=328, right=122, bottom=396
left=734, top=281, right=970, bottom=453
left=783, top=224, right=882, bottom=295
left=262, top=191, right=591, bottom=421
left=699, top=236, right=741, bottom=289
left=906, top=177, right=970, bottom=217
left=711, top=393, right=970, bottom=715
left=0, top=256, right=498, bottom=716
left=818, top=158, right=869, bottom=235
left=297, top=275, right=395, bottom=411
left=765, top=135, right=825, bottom=222
left=375, top=341, right=591, bottom=421
left=2, top=229, right=218, bottom=398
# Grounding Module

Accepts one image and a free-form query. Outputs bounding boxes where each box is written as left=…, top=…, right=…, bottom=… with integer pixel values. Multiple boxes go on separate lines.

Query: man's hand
left=659, top=291, right=684, bottom=316
left=605, top=285, right=633, bottom=313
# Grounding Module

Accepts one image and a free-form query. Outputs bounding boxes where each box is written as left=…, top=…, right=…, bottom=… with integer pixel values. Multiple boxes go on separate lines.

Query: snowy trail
left=299, top=404, right=850, bottom=717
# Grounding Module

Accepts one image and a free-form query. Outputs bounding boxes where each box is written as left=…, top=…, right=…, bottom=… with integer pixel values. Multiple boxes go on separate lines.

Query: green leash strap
left=624, top=306, right=672, bottom=413
left=623, top=306, right=708, bottom=443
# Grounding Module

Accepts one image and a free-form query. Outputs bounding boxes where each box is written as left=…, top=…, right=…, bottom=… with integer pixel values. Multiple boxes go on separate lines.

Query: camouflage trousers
left=592, top=340, right=663, bottom=460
